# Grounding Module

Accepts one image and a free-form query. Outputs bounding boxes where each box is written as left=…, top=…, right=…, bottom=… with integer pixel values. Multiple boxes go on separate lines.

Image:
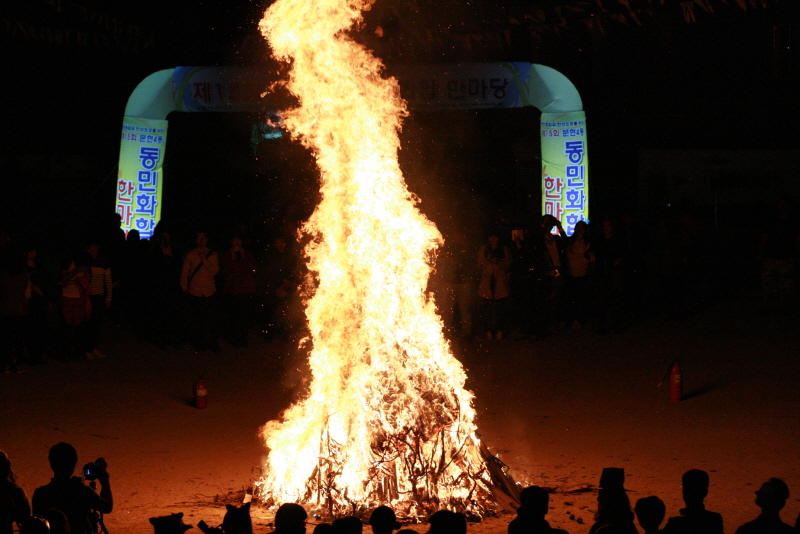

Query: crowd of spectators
left=1, top=201, right=798, bottom=370
left=435, top=206, right=799, bottom=343
left=3, top=447, right=799, bottom=534
left=0, top=218, right=302, bottom=372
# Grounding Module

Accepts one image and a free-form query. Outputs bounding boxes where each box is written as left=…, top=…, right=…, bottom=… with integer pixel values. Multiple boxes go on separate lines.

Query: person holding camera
left=1, top=450, right=31, bottom=534
left=32, top=442, right=113, bottom=534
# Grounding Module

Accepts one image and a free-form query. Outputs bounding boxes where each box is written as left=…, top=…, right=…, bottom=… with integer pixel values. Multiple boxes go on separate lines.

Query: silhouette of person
left=258, top=236, right=297, bottom=342
left=180, top=231, right=221, bottom=352
left=508, top=485, right=569, bottom=534
left=0, top=249, right=30, bottom=373
left=57, top=256, right=92, bottom=361
left=661, top=469, right=723, bottom=534
left=0, top=450, right=31, bottom=534
left=427, top=510, right=467, bottom=534
left=31, top=443, right=112, bottom=534
left=332, top=516, right=363, bottom=534
left=83, top=240, right=112, bottom=359
left=593, top=218, right=628, bottom=334
left=436, top=231, right=477, bottom=341
left=734, top=478, right=795, bottom=534
left=313, top=524, right=334, bottom=534
left=525, top=215, right=567, bottom=337
left=634, top=496, right=665, bottom=534
left=219, top=236, right=257, bottom=348
left=272, top=503, right=307, bottom=534
left=588, top=468, right=638, bottom=534
left=508, top=228, right=537, bottom=341
left=370, top=506, right=401, bottom=534
left=478, top=234, right=511, bottom=340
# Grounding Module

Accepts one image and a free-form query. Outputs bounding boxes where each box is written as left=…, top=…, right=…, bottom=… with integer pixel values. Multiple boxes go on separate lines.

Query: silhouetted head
left=275, top=503, right=307, bottom=534
left=19, top=516, right=50, bottom=534
left=518, top=486, right=549, bottom=517
left=574, top=220, right=588, bottom=237
left=634, top=496, right=665, bottom=533
left=127, top=230, right=140, bottom=243
left=313, top=524, right=334, bottom=534
left=755, top=478, right=789, bottom=512
left=332, top=516, right=362, bottom=534
left=369, top=506, right=401, bottom=534
left=681, top=469, right=709, bottom=505
left=596, top=488, right=634, bottom=525
left=223, top=502, right=252, bottom=532
left=599, top=468, right=626, bottom=492
left=0, top=450, right=13, bottom=482
left=427, top=510, right=466, bottom=534
left=48, top=442, right=78, bottom=479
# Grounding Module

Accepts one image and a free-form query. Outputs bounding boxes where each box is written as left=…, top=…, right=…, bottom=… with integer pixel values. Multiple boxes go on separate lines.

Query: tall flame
left=257, top=0, right=495, bottom=517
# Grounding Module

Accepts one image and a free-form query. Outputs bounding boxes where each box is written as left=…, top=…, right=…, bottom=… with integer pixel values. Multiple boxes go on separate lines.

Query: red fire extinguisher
left=669, top=362, right=682, bottom=402
left=193, top=376, right=208, bottom=409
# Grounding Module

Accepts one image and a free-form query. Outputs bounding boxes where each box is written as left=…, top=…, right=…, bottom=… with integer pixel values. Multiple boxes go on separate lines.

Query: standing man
left=219, top=236, right=257, bottom=348
left=84, top=240, right=112, bottom=359
left=32, top=442, right=112, bottom=534
left=181, top=231, right=221, bottom=352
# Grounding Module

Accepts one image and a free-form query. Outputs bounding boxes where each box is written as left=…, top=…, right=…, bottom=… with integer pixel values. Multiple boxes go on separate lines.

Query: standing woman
left=58, top=256, right=92, bottom=360
left=478, top=234, right=511, bottom=340
left=565, top=220, right=593, bottom=329
left=0, top=450, right=31, bottom=534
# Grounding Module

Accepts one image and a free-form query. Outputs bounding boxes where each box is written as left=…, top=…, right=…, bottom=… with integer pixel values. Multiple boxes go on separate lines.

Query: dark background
left=3, top=0, right=799, bottom=256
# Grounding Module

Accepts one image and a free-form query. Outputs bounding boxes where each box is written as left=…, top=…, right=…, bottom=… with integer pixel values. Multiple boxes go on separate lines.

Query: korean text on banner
left=541, top=111, right=589, bottom=236
left=396, top=62, right=531, bottom=110
left=173, top=66, right=268, bottom=112
left=116, top=116, right=167, bottom=239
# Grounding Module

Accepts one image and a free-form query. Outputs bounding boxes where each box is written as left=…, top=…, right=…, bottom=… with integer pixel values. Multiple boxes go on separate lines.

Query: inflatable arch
left=116, top=64, right=588, bottom=238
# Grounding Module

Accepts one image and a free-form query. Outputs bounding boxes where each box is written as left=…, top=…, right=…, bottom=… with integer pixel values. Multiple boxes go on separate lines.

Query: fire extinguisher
left=669, top=361, right=682, bottom=402
left=193, top=375, right=207, bottom=409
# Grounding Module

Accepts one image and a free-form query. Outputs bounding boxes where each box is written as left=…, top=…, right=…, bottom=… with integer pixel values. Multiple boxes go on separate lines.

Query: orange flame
left=257, top=0, right=495, bottom=517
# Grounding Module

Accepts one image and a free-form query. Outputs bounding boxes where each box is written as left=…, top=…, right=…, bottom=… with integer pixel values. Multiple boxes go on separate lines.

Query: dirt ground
left=2, top=296, right=799, bottom=534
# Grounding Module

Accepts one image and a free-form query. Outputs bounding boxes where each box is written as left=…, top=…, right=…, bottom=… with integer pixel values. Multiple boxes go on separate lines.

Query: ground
left=3, top=296, right=799, bottom=534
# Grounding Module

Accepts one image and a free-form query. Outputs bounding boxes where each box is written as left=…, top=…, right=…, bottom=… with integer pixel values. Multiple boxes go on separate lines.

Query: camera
left=82, top=457, right=107, bottom=481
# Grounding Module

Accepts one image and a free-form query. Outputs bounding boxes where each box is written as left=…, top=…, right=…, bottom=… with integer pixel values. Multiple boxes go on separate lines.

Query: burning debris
left=255, top=0, right=520, bottom=520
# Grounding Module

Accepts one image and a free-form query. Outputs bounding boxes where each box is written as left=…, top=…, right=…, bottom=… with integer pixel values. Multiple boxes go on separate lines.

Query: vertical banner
left=541, top=111, right=589, bottom=235
left=116, top=116, right=167, bottom=239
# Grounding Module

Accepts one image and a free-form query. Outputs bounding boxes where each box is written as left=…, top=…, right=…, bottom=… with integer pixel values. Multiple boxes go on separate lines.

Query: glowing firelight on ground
left=256, top=0, right=514, bottom=518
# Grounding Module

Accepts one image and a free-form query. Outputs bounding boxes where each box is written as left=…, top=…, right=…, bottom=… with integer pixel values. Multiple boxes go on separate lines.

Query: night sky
left=3, top=0, right=798, bottom=246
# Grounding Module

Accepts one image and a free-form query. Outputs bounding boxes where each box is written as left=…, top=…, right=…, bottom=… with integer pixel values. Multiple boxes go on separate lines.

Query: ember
left=255, top=0, right=518, bottom=519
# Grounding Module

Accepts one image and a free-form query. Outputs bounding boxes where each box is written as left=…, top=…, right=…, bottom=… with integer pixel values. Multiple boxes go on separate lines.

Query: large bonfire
left=255, top=0, right=516, bottom=519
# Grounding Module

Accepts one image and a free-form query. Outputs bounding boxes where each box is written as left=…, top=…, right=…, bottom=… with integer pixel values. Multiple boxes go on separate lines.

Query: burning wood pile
left=254, top=0, right=521, bottom=520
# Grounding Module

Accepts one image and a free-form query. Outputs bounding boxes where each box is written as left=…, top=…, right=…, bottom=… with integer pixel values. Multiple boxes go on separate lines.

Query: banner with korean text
left=541, top=111, right=589, bottom=236
left=395, top=62, right=531, bottom=110
left=116, top=116, right=167, bottom=239
left=173, top=66, right=271, bottom=112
